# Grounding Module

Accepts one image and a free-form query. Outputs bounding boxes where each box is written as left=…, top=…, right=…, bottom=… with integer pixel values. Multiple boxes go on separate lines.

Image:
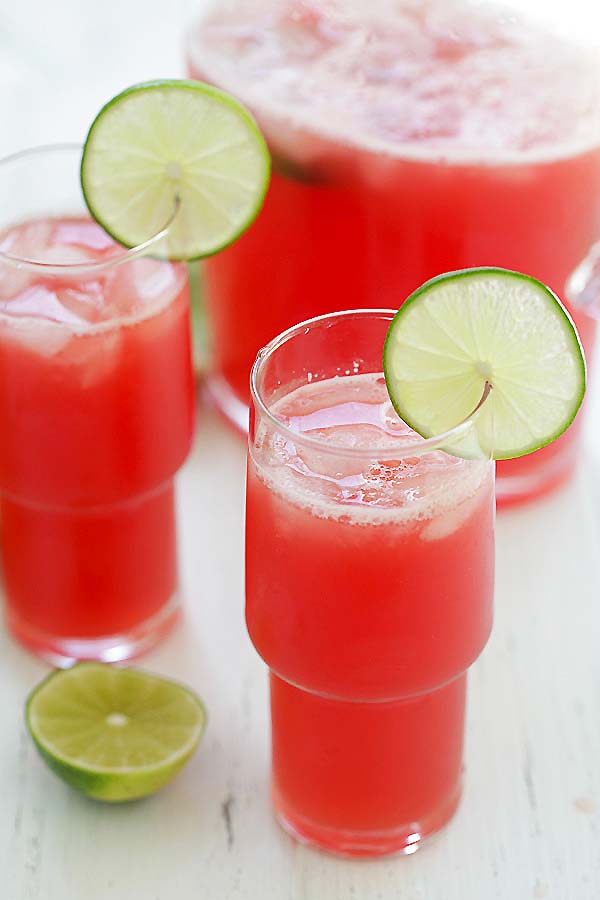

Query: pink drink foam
left=253, top=373, right=491, bottom=532
left=189, top=0, right=600, bottom=163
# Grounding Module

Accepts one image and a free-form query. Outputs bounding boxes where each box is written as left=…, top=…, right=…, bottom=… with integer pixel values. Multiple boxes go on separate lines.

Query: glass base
left=204, top=373, right=249, bottom=434
left=269, top=671, right=467, bottom=859
left=273, top=780, right=462, bottom=858
left=5, top=593, right=180, bottom=667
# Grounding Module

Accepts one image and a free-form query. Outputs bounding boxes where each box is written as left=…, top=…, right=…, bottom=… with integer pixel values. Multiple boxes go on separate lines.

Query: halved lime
left=26, top=663, right=206, bottom=802
left=81, top=79, right=270, bottom=260
left=383, top=268, right=586, bottom=460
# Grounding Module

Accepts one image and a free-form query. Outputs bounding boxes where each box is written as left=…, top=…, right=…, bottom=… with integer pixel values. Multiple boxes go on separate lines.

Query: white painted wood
left=1, top=1, right=600, bottom=898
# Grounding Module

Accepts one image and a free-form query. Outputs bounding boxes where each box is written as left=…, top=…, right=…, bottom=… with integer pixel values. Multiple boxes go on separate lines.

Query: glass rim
left=0, top=143, right=178, bottom=274
left=250, top=308, right=490, bottom=460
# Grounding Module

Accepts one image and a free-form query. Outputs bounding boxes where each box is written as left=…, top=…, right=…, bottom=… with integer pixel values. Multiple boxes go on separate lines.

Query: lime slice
left=383, top=268, right=585, bottom=460
left=26, top=663, right=206, bottom=802
left=81, top=79, right=270, bottom=260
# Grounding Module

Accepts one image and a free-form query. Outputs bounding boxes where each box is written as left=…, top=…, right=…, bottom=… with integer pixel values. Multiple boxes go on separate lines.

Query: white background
left=1, top=2, right=600, bottom=898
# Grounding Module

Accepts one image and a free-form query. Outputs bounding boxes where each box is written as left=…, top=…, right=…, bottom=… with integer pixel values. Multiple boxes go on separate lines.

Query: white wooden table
left=1, top=2, right=600, bottom=897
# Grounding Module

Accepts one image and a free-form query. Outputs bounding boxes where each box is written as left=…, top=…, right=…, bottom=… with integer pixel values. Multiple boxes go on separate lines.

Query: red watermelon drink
left=245, top=267, right=584, bottom=855
left=0, top=147, right=194, bottom=664
left=246, top=310, right=495, bottom=855
left=188, top=0, right=600, bottom=504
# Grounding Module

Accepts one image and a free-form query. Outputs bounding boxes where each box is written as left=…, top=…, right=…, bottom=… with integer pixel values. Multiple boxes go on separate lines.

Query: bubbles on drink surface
left=253, top=372, right=492, bottom=533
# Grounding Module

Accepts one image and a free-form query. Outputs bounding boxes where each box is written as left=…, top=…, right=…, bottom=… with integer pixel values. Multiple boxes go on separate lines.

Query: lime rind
left=383, top=268, right=586, bottom=461
left=81, top=79, right=271, bottom=261
left=26, top=663, right=207, bottom=802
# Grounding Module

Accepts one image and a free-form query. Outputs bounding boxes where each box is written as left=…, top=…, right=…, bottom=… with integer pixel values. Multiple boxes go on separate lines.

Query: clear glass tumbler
left=245, top=309, right=495, bottom=857
left=0, top=145, right=195, bottom=665
left=187, top=0, right=600, bottom=506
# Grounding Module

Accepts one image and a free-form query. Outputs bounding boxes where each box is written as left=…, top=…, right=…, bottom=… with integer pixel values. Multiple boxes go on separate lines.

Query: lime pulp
left=26, top=663, right=206, bottom=802
left=80, top=79, right=271, bottom=261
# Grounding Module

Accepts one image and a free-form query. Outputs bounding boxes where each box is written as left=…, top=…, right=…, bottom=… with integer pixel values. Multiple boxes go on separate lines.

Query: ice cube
left=420, top=480, right=483, bottom=541
left=51, top=219, right=115, bottom=253
left=36, top=245, right=96, bottom=266
left=0, top=283, right=90, bottom=327
left=0, top=263, right=33, bottom=299
left=0, top=316, right=71, bottom=358
left=107, top=259, right=182, bottom=320
left=55, top=281, right=106, bottom=325
left=0, top=222, right=104, bottom=301
left=60, top=329, right=123, bottom=388
left=0, top=219, right=53, bottom=260
left=0, top=220, right=55, bottom=298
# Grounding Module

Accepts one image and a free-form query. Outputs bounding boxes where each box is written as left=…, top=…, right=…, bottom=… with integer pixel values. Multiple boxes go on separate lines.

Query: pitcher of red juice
left=186, top=0, right=600, bottom=505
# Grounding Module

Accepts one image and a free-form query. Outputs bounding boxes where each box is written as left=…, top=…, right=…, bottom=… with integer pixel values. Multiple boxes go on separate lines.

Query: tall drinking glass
left=187, top=0, right=600, bottom=505
left=0, top=145, right=195, bottom=665
left=245, top=310, right=495, bottom=857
